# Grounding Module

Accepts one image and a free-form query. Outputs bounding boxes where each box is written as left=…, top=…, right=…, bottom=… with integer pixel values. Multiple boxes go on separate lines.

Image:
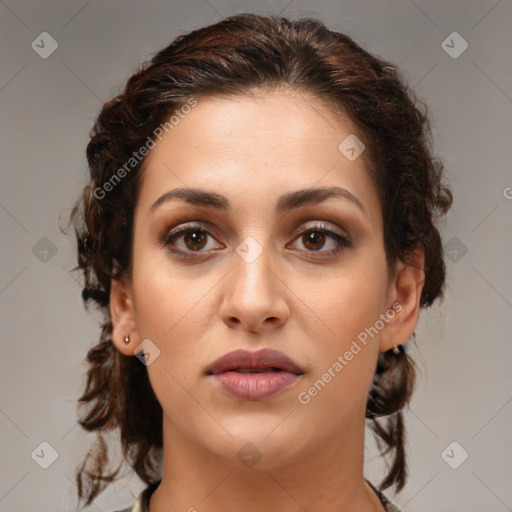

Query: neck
left=149, top=403, right=385, bottom=512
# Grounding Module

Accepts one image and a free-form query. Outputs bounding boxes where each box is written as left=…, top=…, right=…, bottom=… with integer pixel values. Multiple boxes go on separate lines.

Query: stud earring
left=391, top=344, right=403, bottom=355
left=124, top=334, right=131, bottom=344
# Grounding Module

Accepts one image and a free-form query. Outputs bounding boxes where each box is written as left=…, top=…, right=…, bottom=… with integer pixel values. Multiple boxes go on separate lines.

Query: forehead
left=135, top=89, right=380, bottom=222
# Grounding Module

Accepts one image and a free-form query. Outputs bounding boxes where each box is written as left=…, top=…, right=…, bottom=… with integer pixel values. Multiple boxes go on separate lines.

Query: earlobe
left=110, top=270, right=138, bottom=356
left=379, top=249, right=425, bottom=352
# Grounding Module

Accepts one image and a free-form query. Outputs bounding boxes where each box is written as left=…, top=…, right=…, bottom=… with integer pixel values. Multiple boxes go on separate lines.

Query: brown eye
left=162, top=223, right=223, bottom=259
left=162, top=221, right=352, bottom=261
left=302, top=230, right=327, bottom=251
left=182, top=230, right=208, bottom=251
left=165, top=227, right=211, bottom=251
left=289, top=223, right=352, bottom=256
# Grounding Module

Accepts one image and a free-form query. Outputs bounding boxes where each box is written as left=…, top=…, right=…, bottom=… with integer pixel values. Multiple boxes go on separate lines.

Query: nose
left=219, top=241, right=290, bottom=334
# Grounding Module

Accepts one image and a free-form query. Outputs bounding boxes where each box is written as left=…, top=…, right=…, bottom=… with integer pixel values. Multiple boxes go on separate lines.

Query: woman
left=67, top=12, right=452, bottom=512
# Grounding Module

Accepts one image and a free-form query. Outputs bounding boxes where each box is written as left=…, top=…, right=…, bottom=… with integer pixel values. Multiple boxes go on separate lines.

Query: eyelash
left=162, top=222, right=352, bottom=260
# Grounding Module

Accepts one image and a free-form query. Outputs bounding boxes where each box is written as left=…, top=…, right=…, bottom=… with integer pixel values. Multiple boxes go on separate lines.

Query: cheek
left=296, top=278, right=384, bottom=430
left=318, top=260, right=388, bottom=341
left=131, top=267, right=211, bottom=421
left=131, top=258, right=217, bottom=377
left=302, top=257, right=387, bottom=400
left=132, top=244, right=203, bottom=337
left=133, top=289, right=200, bottom=364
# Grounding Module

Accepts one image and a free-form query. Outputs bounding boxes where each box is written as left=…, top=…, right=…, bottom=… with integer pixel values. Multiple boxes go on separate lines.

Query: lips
left=205, top=348, right=304, bottom=400
left=205, top=348, right=304, bottom=376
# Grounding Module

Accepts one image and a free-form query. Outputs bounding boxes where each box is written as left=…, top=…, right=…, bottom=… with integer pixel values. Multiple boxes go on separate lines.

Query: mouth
left=205, top=348, right=304, bottom=400
left=227, top=368, right=284, bottom=373
left=205, top=348, right=305, bottom=376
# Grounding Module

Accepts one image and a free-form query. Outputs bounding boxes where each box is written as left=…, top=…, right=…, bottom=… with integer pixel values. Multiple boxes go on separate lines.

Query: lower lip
left=211, top=371, right=300, bottom=400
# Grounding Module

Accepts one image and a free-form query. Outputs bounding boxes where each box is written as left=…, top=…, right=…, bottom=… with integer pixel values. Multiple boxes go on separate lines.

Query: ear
left=379, top=248, right=425, bottom=352
left=110, top=262, right=140, bottom=356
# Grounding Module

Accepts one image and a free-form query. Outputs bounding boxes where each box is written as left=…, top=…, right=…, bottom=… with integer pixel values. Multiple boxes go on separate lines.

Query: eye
left=162, top=221, right=352, bottom=260
left=162, top=223, right=222, bottom=259
left=288, top=223, right=352, bottom=255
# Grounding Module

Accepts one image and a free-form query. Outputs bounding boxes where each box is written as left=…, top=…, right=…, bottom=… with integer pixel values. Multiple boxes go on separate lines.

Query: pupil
left=304, top=231, right=324, bottom=250
left=185, top=231, right=207, bottom=250
left=183, top=230, right=326, bottom=252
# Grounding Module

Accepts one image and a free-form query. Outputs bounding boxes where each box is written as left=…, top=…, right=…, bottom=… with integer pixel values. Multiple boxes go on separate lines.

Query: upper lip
left=205, top=348, right=305, bottom=375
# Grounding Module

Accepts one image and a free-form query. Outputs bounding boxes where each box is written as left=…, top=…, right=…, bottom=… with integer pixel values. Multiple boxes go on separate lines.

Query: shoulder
left=384, top=502, right=401, bottom=512
left=378, top=490, right=401, bottom=512
left=365, top=479, right=401, bottom=512
left=110, top=480, right=160, bottom=512
left=108, top=495, right=141, bottom=512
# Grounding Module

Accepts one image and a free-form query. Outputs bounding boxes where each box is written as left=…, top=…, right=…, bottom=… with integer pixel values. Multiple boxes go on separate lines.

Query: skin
left=110, top=87, right=425, bottom=512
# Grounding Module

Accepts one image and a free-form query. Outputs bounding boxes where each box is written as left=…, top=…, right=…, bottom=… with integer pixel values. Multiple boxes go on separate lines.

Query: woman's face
left=113, top=89, right=409, bottom=467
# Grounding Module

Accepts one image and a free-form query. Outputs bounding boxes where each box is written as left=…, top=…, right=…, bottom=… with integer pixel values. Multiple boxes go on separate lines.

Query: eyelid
left=287, top=222, right=352, bottom=255
left=162, top=221, right=220, bottom=246
left=161, top=219, right=353, bottom=258
left=162, top=220, right=348, bottom=243
left=290, top=221, right=350, bottom=242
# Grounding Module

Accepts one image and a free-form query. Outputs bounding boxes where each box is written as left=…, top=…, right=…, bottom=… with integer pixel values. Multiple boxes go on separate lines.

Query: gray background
left=1, top=1, right=511, bottom=511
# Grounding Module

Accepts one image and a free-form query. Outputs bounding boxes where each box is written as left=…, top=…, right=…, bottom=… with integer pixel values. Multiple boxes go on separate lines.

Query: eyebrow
left=148, top=186, right=366, bottom=217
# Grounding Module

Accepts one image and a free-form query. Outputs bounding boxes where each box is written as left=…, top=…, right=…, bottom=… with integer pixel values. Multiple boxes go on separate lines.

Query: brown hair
left=65, top=12, right=452, bottom=508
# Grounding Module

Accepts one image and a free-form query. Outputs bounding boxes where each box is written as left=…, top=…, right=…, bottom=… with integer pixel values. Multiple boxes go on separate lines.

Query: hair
left=64, top=12, right=453, bottom=508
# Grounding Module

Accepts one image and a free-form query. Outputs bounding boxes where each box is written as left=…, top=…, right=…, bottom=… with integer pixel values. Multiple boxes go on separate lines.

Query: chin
left=202, top=422, right=307, bottom=470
